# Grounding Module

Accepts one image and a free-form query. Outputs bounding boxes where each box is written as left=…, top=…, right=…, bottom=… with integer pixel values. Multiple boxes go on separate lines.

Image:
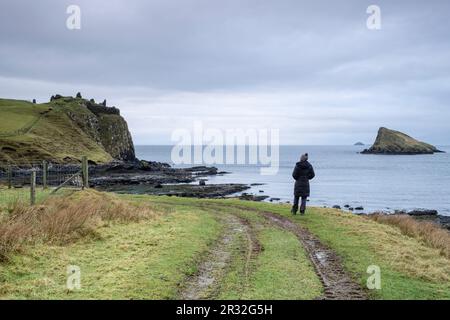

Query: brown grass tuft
left=0, top=191, right=156, bottom=261
left=369, top=213, right=450, bottom=258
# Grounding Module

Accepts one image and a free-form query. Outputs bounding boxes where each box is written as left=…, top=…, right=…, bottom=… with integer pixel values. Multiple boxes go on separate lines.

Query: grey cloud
left=0, top=0, right=449, bottom=144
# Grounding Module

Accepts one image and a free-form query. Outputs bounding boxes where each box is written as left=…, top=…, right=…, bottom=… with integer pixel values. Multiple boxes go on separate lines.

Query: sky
left=1, top=0, right=450, bottom=145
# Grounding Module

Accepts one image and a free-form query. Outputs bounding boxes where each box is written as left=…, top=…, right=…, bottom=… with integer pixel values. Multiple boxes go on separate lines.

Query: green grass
left=0, top=205, right=221, bottom=299
left=0, top=100, right=44, bottom=133
left=218, top=227, right=322, bottom=299
left=0, top=187, right=53, bottom=212
left=227, top=200, right=450, bottom=300
left=0, top=191, right=448, bottom=299
left=125, top=196, right=323, bottom=300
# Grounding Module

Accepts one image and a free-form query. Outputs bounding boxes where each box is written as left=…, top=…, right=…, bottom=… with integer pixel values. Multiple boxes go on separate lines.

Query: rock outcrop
left=361, top=127, right=444, bottom=155
left=65, top=96, right=136, bottom=162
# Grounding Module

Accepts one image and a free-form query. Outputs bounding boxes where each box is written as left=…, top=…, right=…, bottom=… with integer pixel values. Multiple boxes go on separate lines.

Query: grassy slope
left=0, top=99, right=112, bottom=164
left=0, top=192, right=449, bottom=299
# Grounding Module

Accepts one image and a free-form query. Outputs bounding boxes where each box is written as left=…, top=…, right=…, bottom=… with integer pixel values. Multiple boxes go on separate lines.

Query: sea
left=135, top=145, right=450, bottom=216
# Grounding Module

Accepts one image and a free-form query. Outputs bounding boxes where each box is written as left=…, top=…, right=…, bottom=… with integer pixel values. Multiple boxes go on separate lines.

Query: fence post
left=82, top=156, right=89, bottom=189
left=42, top=160, right=48, bottom=189
left=7, top=165, right=12, bottom=189
left=30, top=169, right=36, bottom=205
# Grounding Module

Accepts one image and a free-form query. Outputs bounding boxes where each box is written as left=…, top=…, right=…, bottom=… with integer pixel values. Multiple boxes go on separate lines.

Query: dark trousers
left=292, top=196, right=307, bottom=213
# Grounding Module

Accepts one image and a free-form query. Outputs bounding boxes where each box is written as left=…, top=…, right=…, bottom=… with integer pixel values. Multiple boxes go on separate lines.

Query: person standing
left=291, top=153, right=315, bottom=215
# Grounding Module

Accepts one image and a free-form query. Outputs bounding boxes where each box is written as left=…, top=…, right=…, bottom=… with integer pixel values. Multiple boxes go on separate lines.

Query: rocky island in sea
left=361, top=127, right=444, bottom=155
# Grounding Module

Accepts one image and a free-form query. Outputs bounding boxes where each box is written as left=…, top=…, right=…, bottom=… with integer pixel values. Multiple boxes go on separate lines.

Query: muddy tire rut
left=178, top=212, right=259, bottom=300
left=262, top=211, right=367, bottom=300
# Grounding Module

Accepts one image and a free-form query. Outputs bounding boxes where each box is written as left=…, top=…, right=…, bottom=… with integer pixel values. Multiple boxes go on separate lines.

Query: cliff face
left=362, top=127, right=443, bottom=155
left=63, top=97, right=136, bottom=162
left=96, top=113, right=136, bottom=161
left=0, top=96, right=136, bottom=164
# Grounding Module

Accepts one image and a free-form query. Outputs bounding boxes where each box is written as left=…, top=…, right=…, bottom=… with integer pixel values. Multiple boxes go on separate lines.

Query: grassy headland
left=0, top=97, right=135, bottom=164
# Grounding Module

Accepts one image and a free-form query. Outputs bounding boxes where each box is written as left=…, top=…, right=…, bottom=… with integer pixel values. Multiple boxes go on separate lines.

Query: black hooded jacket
left=292, top=160, right=315, bottom=197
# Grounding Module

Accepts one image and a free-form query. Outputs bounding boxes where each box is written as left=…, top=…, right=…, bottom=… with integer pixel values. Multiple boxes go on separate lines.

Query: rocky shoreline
left=4, top=159, right=449, bottom=230
left=327, top=203, right=450, bottom=230
left=89, top=160, right=249, bottom=198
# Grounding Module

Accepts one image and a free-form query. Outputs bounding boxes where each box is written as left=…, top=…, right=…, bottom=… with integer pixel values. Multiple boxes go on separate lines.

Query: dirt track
left=177, top=202, right=367, bottom=300
left=262, top=211, right=367, bottom=300
left=178, top=213, right=260, bottom=299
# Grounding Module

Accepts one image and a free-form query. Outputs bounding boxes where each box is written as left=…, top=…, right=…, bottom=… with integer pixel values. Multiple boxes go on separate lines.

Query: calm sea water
left=136, top=145, right=450, bottom=216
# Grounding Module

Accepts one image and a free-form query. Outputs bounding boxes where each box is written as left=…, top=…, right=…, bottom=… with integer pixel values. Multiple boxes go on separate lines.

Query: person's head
left=300, top=153, right=308, bottom=162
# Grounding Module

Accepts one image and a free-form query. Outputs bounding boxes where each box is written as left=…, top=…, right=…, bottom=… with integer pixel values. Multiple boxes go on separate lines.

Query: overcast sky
left=1, top=0, right=449, bottom=145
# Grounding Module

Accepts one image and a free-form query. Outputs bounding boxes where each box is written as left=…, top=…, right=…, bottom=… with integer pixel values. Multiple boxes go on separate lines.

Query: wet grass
left=228, top=200, right=450, bottom=300
left=0, top=191, right=448, bottom=299
left=218, top=226, right=323, bottom=299
left=183, top=201, right=323, bottom=300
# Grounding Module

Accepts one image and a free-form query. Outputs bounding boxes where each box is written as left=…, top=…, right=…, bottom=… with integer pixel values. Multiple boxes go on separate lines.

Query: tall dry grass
left=369, top=213, right=450, bottom=258
left=0, top=191, right=156, bottom=261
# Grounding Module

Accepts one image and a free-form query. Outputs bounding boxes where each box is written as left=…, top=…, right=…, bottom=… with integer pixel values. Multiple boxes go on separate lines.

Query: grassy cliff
left=0, top=96, right=135, bottom=164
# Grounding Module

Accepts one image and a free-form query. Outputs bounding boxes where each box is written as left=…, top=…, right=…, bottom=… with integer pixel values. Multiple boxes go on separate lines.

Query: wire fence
left=0, top=158, right=88, bottom=209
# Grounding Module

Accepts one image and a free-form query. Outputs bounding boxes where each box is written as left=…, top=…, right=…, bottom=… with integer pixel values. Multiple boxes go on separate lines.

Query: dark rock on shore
left=90, top=161, right=220, bottom=188
left=100, top=182, right=250, bottom=198
left=88, top=160, right=252, bottom=199
left=332, top=205, right=341, bottom=209
left=404, top=209, right=449, bottom=229
left=238, top=193, right=269, bottom=202
left=361, top=127, right=444, bottom=155
left=376, top=209, right=450, bottom=231
left=407, top=209, right=438, bottom=216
